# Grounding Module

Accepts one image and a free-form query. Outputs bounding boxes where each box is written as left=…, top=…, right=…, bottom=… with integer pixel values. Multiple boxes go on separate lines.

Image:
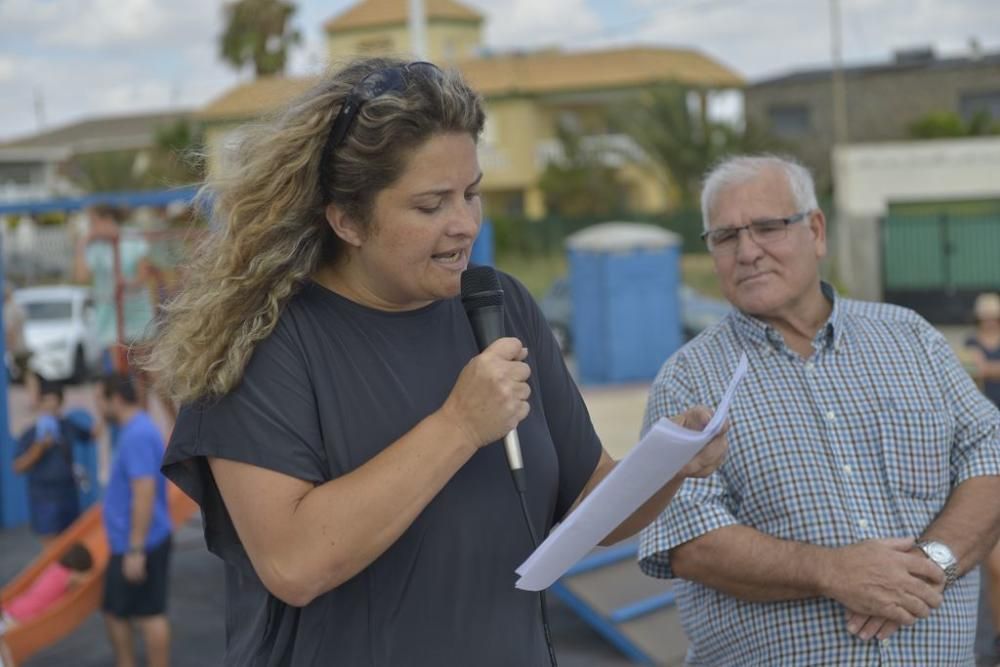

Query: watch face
left=926, top=543, right=951, bottom=563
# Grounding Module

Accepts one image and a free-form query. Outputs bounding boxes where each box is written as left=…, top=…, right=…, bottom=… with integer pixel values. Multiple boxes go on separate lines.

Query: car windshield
left=23, top=300, right=73, bottom=321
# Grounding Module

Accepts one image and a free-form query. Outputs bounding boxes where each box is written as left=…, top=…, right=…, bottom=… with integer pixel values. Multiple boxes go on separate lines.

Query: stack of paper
left=514, top=353, right=748, bottom=591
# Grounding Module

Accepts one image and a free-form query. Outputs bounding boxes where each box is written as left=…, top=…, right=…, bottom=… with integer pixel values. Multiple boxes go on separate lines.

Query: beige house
left=198, top=0, right=742, bottom=218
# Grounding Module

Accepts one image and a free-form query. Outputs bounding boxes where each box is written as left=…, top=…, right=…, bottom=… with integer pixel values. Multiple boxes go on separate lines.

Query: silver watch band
left=915, top=540, right=958, bottom=586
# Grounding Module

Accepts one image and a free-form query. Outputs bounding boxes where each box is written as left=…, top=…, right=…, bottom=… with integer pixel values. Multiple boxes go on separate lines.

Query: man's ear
left=810, top=209, right=828, bottom=258
left=325, top=203, right=364, bottom=248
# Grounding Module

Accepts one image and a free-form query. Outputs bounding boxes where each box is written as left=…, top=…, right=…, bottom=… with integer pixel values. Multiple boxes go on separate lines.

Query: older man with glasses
left=638, top=154, right=1000, bottom=665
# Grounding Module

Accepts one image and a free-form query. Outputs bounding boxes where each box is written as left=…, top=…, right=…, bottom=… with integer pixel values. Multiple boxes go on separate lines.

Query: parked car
left=539, top=277, right=731, bottom=354
left=14, top=285, right=102, bottom=383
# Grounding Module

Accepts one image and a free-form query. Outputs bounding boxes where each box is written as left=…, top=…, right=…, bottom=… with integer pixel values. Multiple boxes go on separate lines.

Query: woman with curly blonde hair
left=155, top=56, right=726, bottom=666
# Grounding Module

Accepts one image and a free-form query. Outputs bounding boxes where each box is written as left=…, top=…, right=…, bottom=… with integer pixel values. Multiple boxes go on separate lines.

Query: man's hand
left=673, top=406, right=729, bottom=479
left=843, top=546, right=947, bottom=641
left=123, top=552, right=147, bottom=583
left=821, top=538, right=945, bottom=629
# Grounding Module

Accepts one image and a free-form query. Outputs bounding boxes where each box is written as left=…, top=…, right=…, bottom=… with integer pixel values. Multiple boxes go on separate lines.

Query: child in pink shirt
left=0, top=543, right=92, bottom=632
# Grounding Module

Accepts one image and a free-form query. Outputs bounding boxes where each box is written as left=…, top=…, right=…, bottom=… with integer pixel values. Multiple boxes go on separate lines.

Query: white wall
left=832, top=137, right=1000, bottom=301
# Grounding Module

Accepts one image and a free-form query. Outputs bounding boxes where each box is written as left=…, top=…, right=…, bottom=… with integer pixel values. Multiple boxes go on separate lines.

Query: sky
left=1, top=0, right=998, bottom=143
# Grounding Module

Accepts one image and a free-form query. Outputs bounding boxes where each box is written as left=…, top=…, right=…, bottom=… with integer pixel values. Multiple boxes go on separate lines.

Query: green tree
left=537, top=121, right=629, bottom=217
left=908, top=110, right=1000, bottom=139
left=147, top=119, right=205, bottom=186
left=220, top=0, right=301, bottom=77
left=66, top=120, right=204, bottom=193
left=618, top=85, right=773, bottom=207
left=69, top=150, right=147, bottom=192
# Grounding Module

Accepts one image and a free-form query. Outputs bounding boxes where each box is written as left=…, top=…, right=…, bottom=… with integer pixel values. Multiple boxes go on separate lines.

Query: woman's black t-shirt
left=162, top=271, right=603, bottom=666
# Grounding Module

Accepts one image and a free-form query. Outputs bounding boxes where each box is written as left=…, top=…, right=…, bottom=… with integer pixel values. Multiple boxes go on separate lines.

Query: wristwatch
left=915, top=540, right=958, bottom=587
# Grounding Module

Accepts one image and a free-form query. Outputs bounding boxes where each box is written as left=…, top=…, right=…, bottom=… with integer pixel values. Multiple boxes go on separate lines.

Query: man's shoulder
left=122, top=412, right=165, bottom=446
left=837, top=298, right=935, bottom=340
left=676, top=316, right=740, bottom=361
left=653, top=316, right=740, bottom=384
left=838, top=297, right=924, bottom=322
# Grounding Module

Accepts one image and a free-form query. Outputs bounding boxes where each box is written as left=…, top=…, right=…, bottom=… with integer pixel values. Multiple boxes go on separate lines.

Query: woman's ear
left=325, top=203, right=364, bottom=248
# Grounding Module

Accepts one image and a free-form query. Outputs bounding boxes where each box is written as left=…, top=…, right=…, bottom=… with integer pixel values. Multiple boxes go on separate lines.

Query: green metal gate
left=882, top=202, right=1000, bottom=323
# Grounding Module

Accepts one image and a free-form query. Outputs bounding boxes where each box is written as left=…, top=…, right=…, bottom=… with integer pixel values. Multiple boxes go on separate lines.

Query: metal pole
left=829, top=0, right=848, bottom=145
left=110, top=234, right=128, bottom=373
left=0, top=231, right=26, bottom=528
left=409, top=0, right=428, bottom=60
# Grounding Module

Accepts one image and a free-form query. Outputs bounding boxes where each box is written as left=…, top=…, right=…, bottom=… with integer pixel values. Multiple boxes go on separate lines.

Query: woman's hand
left=441, top=337, right=531, bottom=449
left=673, top=406, right=729, bottom=479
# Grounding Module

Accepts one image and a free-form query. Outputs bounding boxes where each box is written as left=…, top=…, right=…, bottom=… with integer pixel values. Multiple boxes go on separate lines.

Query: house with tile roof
left=198, top=0, right=743, bottom=218
left=0, top=110, right=191, bottom=204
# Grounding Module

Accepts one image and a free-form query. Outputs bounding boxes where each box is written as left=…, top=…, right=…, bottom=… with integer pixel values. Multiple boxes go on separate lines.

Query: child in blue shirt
left=13, top=379, right=93, bottom=544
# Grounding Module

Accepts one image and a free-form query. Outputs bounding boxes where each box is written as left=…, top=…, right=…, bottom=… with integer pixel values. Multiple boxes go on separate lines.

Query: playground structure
left=0, top=188, right=201, bottom=664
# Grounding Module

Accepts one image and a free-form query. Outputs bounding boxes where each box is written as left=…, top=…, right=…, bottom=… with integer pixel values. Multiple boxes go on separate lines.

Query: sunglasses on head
left=320, top=61, right=442, bottom=199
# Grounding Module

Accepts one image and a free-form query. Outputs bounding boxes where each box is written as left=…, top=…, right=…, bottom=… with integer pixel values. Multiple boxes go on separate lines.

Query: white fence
left=1, top=222, right=76, bottom=285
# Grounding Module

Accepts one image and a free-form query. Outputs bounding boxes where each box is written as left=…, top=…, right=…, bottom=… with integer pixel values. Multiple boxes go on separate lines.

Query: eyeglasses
left=700, top=210, right=811, bottom=255
left=320, top=61, right=441, bottom=199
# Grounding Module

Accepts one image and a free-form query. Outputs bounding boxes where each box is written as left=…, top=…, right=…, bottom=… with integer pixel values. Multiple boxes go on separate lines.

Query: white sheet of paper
left=514, top=352, right=748, bottom=592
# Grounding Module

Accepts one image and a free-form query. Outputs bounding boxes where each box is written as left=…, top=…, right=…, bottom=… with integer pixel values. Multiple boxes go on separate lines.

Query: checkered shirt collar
left=729, top=281, right=848, bottom=355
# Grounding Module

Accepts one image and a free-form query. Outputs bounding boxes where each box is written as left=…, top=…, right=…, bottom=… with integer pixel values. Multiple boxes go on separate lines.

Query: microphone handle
left=503, top=429, right=524, bottom=472
left=504, top=429, right=527, bottom=493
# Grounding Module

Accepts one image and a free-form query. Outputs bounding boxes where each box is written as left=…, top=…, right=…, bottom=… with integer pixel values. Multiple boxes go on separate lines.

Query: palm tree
left=220, top=0, right=301, bottom=77
left=620, top=85, right=772, bottom=208
left=538, top=122, right=629, bottom=217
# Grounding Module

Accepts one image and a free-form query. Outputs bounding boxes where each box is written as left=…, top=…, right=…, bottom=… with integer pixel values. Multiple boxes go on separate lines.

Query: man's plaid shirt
left=639, top=285, right=1000, bottom=666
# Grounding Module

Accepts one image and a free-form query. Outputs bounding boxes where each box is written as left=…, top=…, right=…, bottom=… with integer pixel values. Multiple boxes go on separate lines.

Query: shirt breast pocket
left=879, top=409, right=953, bottom=501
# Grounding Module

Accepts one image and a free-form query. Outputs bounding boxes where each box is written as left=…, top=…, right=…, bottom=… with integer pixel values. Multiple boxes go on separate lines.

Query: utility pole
left=409, top=0, right=428, bottom=60
left=33, top=88, right=46, bottom=130
left=829, top=0, right=848, bottom=145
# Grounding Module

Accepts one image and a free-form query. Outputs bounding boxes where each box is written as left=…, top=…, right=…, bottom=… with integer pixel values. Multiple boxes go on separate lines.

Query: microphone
left=460, top=266, right=526, bottom=491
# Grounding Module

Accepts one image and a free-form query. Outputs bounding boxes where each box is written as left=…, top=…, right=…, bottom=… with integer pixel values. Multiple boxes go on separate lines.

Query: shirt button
left=805, top=362, right=815, bottom=372
left=843, top=465, right=852, bottom=474
left=826, top=410, right=836, bottom=421
left=880, top=638, right=890, bottom=647
left=858, top=519, right=869, bottom=529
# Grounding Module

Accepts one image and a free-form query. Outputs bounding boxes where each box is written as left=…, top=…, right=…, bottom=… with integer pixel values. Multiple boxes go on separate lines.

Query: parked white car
left=14, top=285, right=102, bottom=383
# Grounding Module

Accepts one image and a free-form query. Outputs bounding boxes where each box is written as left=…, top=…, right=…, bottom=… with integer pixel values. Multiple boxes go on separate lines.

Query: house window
left=0, top=163, right=36, bottom=186
left=357, top=37, right=393, bottom=55
left=959, top=90, right=1000, bottom=122
left=767, top=104, right=810, bottom=138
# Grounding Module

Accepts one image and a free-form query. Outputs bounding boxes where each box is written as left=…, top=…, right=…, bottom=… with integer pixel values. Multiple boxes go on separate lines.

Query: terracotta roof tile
left=197, top=47, right=743, bottom=120
left=324, top=0, right=482, bottom=32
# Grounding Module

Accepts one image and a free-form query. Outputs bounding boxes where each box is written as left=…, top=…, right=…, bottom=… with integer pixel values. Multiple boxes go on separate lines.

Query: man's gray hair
left=700, top=155, right=819, bottom=230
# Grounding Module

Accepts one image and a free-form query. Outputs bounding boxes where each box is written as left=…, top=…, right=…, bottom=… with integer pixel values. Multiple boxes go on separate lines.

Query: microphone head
left=461, top=266, right=503, bottom=309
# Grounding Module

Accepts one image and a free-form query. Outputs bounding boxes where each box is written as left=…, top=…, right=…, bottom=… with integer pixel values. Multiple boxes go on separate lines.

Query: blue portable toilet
left=470, top=218, right=494, bottom=266
left=567, top=223, right=683, bottom=384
